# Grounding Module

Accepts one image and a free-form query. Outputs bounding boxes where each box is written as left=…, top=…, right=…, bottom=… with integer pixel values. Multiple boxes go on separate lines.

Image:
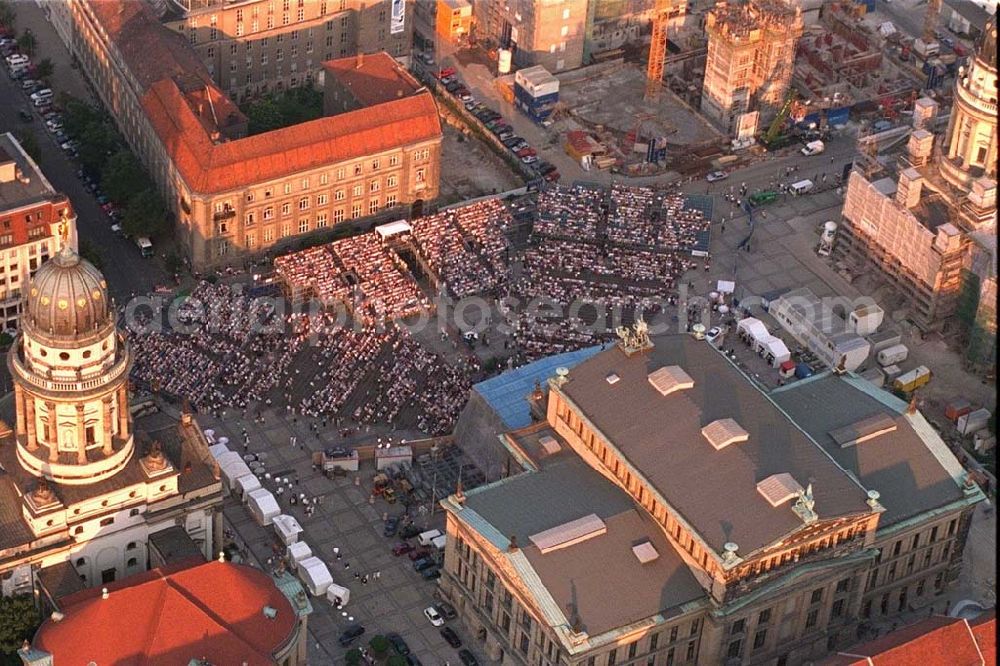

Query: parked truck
left=893, top=365, right=931, bottom=393
left=790, top=179, right=814, bottom=195
left=876, top=344, right=909, bottom=367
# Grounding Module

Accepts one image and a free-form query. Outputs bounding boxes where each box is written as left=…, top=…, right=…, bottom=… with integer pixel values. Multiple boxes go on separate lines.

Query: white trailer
left=418, top=529, right=442, bottom=547
left=790, top=180, right=814, bottom=195
left=801, top=140, right=825, bottom=156
left=876, top=344, right=909, bottom=367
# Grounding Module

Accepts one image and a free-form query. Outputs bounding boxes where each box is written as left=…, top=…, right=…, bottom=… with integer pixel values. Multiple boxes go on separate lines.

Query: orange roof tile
left=970, top=611, right=996, bottom=664
left=34, top=560, right=298, bottom=665
left=323, top=52, right=423, bottom=107
left=142, top=78, right=441, bottom=194
left=820, top=615, right=994, bottom=666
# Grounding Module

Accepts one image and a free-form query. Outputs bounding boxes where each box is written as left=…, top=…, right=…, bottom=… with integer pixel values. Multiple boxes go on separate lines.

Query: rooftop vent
left=828, top=413, right=897, bottom=448
left=538, top=435, right=562, bottom=456
left=701, top=418, right=749, bottom=450
left=647, top=366, right=694, bottom=397
left=632, top=541, right=659, bottom=564
left=529, top=514, right=606, bottom=554
left=606, top=373, right=621, bottom=385
left=263, top=606, right=278, bottom=619
left=756, top=473, right=804, bottom=507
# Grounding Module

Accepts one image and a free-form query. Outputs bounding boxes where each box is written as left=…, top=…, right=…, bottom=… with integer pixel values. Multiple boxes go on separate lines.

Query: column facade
left=76, top=404, right=87, bottom=464
left=102, top=395, right=114, bottom=456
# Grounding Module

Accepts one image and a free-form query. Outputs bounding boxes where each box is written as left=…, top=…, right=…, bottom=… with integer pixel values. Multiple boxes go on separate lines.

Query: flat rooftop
left=557, top=335, right=873, bottom=554
left=771, top=373, right=966, bottom=529
left=462, top=441, right=705, bottom=637
left=0, top=135, right=58, bottom=211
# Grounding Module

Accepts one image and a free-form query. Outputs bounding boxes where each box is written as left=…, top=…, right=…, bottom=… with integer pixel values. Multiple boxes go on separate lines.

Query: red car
left=515, top=147, right=536, bottom=158
left=408, top=548, right=430, bottom=561
left=437, top=67, right=456, bottom=79
left=392, top=542, right=414, bottom=556
left=544, top=170, right=560, bottom=183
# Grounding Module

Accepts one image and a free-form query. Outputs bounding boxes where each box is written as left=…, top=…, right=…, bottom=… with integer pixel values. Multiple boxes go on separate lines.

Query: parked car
left=421, top=566, right=441, bottom=580
left=419, top=52, right=435, bottom=66
left=412, top=557, right=436, bottom=572
left=435, top=602, right=457, bottom=620
left=387, top=633, right=410, bottom=656
left=392, top=541, right=414, bottom=556
left=20, top=78, right=38, bottom=91
left=497, top=129, right=514, bottom=141
left=501, top=136, right=521, bottom=148
left=706, top=170, right=728, bottom=182
left=440, top=627, right=462, bottom=648
left=464, top=100, right=478, bottom=111
left=516, top=147, right=537, bottom=158
left=458, top=91, right=473, bottom=103
left=520, top=155, right=538, bottom=164
left=399, top=525, right=422, bottom=539
left=706, top=326, right=722, bottom=343
left=543, top=170, right=561, bottom=183
left=537, top=162, right=557, bottom=175
left=383, top=515, right=401, bottom=537
left=436, top=67, right=456, bottom=79
left=423, top=606, right=445, bottom=627
left=458, top=649, right=479, bottom=666
left=45, top=118, right=64, bottom=133
left=338, top=624, right=366, bottom=647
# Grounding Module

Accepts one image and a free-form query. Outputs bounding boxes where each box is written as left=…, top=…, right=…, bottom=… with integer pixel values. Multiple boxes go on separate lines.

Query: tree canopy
left=122, top=188, right=170, bottom=239
left=0, top=595, right=40, bottom=657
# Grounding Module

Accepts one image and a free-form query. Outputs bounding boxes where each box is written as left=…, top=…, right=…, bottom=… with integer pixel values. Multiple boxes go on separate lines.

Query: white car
left=706, top=171, right=728, bottom=182
left=521, top=155, right=538, bottom=165
left=706, top=326, right=722, bottom=343
left=424, top=606, right=445, bottom=627
left=46, top=119, right=64, bottom=133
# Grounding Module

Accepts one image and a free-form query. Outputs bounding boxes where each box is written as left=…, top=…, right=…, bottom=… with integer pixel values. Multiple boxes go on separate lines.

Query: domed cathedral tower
left=8, top=241, right=133, bottom=484
left=939, top=9, right=998, bottom=193
left=0, top=232, right=222, bottom=599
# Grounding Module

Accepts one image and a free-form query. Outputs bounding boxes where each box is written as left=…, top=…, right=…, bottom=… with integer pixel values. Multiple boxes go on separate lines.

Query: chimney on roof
left=101, top=587, right=109, bottom=600
left=454, top=478, right=466, bottom=504
left=907, top=395, right=918, bottom=415
left=508, top=535, right=519, bottom=552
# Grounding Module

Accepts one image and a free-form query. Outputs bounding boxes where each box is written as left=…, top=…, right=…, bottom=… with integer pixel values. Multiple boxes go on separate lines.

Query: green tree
left=386, top=656, right=408, bottom=666
left=16, top=29, right=35, bottom=57
left=122, top=188, right=171, bottom=239
left=60, top=96, right=101, bottom=139
left=245, top=98, right=284, bottom=135
left=0, top=1, right=16, bottom=31
left=101, top=151, right=149, bottom=204
left=0, top=595, right=40, bottom=657
left=79, top=239, right=104, bottom=271
left=345, top=648, right=363, bottom=666
left=368, top=635, right=390, bottom=657
left=34, top=57, right=53, bottom=82
left=165, top=251, right=184, bottom=276
left=76, top=122, right=118, bottom=174
left=13, top=131, right=39, bottom=161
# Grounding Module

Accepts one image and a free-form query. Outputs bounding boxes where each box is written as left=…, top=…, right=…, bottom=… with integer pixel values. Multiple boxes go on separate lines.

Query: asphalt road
left=0, top=72, right=166, bottom=305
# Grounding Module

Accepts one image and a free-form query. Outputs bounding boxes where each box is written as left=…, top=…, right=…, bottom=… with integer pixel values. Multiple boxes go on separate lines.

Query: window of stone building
left=298, top=196, right=310, bottom=210
left=916, top=578, right=926, bottom=596
left=100, top=517, right=114, bottom=527
left=810, top=588, right=823, bottom=605
left=385, top=194, right=396, bottom=208
left=758, top=608, right=771, bottom=625
left=727, top=640, right=742, bottom=659
left=664, top=648, right=674, bottom=666
left=685, top=642, right=695, bottom=661
left=730, top=619, right=745, bottom=635
left=892, top=540, right=902, bottom=557
left=281, top=223, right=291, bottom=237
left=753, top=629, right=767, bottom=650
left=333, top=209, right=344, bottom=224
left=668, top=626, right=678, bottom=643
left=351, top=204, right=361, bottom=219
left=298, top=219, right=309, bottom=234
left=835, top=578, right=850, bottom=594
left=607, top=648, right=617, bottom=665
left=805, top=609, right=819, bottom=629
left=689, top=619, right=699, bottom=636
left=947, top=519, right=957, bottom=536
left=930, top=526, right=939, bottom=542
left=879, top=593, right=889, bottom=615
left=862, top=599, right=872, bottom=618
left=831, top=598, right=845, bottom=618
left=627, top=642, right=637, bottom=659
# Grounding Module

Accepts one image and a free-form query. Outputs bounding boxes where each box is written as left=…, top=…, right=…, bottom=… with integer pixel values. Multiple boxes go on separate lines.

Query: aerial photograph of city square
left=0, top=0, right=994, bottom=663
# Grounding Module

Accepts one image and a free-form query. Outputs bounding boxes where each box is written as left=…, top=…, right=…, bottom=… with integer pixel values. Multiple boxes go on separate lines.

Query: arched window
left=126, top=542, right=138, bottom=551
left=126, top=558, right=138, bottom=568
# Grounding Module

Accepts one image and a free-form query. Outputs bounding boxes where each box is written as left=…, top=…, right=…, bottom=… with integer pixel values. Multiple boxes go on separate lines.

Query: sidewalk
left=11, top=2, right=96, bottom=104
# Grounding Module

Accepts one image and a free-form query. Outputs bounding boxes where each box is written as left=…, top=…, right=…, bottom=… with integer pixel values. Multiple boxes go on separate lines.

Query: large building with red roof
left=24, top=559, right=310, bottom=665
left=819, top=611, right=996, bottom=665
left=54, top=0, right=441, bottom=270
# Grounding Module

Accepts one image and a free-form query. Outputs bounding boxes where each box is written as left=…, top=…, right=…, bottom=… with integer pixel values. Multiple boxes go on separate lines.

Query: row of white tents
left=736, top=317, right=791, bottom=368
left=207, top=434, right=350, bottom=606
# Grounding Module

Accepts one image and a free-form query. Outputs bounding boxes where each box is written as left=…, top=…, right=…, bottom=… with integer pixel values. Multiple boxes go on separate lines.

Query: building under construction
left=700, top=0, right=803, bottom=135
left=835, top=14, right=997, bottom=360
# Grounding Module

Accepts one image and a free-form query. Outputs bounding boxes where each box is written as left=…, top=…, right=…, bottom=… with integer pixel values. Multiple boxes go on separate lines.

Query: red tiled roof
left=34, top=560, right=297, bottom=665
left=323, top=52, right=423, bottom=107
left=142, top=79, right=441, bottom=194
left=820, top=614, right=996, bottom=666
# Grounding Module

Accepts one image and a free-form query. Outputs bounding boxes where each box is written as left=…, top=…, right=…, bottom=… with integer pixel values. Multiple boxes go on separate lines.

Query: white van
left=801, top=140, right=825, bottom=156
left=790, top=179, right=814, bottom=195
left=5, top=53, right=28, bottom=67
left=417, top=529, right=442, bottom=547
left=135, top=236, right=153, bottom=257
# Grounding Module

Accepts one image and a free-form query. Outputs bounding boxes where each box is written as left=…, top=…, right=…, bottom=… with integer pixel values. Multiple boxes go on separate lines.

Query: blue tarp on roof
left=473, top=345, right=604, bottom=429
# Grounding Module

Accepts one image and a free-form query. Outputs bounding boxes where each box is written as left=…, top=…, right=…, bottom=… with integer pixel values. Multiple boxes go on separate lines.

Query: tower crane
left=645, top=0, right=673, bottom=101
left=922, top=0, right=943, bottom=45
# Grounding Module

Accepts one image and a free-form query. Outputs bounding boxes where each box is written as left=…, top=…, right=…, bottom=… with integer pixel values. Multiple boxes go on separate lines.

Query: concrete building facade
left=474, top=0, right=589, bottom=72
left=701, top=0, right=803, bottom=135
left=0, top=134, right=78, bottom=333
left=438, top=333, right=982, bottom=666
